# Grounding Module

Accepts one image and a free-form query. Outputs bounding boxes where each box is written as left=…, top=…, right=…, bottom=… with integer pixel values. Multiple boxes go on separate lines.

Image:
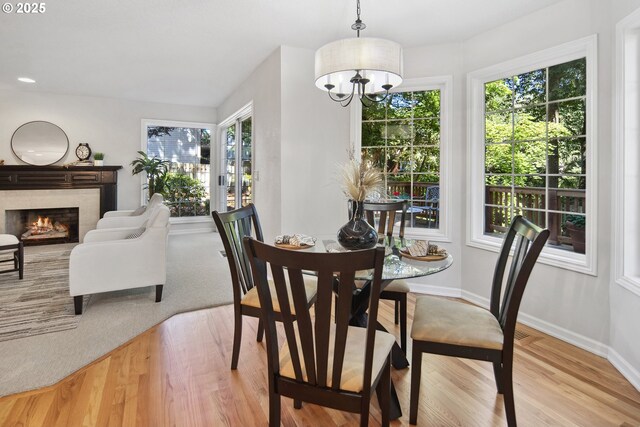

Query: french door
left=220, top=114, right=252, bottom=211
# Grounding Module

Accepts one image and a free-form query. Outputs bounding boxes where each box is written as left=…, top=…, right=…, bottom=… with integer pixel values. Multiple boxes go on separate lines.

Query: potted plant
left=131, top=151, right=170, bottom=201
left=565, top=214, right=585, bottom=254
left=93, top=152, right=105, bottom=166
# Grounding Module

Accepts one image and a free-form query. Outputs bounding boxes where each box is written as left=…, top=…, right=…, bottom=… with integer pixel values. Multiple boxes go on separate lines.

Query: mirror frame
left=10, top=121, right=70, bottom=166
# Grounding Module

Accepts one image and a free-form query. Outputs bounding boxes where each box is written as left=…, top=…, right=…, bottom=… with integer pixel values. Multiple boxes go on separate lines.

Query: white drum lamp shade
left=315, top=37, right=403, bottom=95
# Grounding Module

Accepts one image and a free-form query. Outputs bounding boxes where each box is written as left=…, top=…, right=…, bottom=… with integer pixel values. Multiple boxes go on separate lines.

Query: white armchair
left=97, top=193, right=164, bottom=230
left=69, top=204, right=171, bottom=314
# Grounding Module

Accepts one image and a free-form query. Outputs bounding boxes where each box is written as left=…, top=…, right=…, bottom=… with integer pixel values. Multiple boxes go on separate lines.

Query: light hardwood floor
left=1, top=294, right=639, bottom=426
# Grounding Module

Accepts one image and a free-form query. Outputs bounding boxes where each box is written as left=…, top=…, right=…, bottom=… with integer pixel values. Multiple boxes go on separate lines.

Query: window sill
left=169, top=216, right=213, bottom=225
left=616, top=276, right=640, bottom=298
left=405, top=227, right=451, bottom=243
left=467, top=234, right=596, bottom=276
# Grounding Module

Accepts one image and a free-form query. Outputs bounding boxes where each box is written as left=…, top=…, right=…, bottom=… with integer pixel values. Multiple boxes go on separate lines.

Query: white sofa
left=69, top=204, right=171, bottom=314
left=97, top=193, right=164, bottom=229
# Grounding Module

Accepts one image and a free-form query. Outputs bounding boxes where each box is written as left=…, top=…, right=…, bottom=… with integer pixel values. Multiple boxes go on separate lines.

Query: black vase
left=337, top=200, right=378, bottom=250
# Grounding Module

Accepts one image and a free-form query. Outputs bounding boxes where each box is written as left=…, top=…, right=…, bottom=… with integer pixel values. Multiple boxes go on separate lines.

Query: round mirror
left=11, top=121, right=69, bottom=166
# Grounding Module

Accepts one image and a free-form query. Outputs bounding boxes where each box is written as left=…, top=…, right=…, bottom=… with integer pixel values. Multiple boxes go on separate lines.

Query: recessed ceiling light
left=18, top=77, right=36, bottom=83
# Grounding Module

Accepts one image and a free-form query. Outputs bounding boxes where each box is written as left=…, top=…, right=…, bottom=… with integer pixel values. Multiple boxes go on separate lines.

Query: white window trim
left=217, top=102, right=253, bottom=212
left=140, top=118, right=216, bottom=224
left=351, top=75, right=453, bottom=242
left=614, top=10, right=640, bottom=296
left=466, top=35, right=598, bottom=276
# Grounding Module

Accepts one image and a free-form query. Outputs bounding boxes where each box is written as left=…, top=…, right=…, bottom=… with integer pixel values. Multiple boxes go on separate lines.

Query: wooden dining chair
left=409, top=215, right=549, bottom=426
left=243, top=238, right=394, bottom=427
left=212, top=204, right=317, bottom=370
left=363, top=200, right=410, bottom=353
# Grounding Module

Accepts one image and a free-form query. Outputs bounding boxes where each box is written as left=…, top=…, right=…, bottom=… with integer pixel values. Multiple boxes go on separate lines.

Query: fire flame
left=34, top=216, right=52, bottom=229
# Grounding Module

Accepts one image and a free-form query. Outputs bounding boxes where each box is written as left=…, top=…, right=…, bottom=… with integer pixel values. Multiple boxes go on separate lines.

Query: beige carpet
left=0, top=232, right=233, bottom=397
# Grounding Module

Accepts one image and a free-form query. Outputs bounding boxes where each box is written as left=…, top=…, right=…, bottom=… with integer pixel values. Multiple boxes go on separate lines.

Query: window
left=142, top=120, right=214, bottom=218
left=358, top=77, right=451, bottom=239
left=218, top=103, right=252, bottom=211
left=468, top=36, right=597, bottom=275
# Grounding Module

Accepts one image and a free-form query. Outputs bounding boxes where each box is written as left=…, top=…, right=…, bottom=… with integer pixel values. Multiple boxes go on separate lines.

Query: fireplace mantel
left=0, top=165, right=123, bottom=217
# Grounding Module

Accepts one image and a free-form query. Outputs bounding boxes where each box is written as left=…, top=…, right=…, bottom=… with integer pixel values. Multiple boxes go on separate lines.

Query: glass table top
left=298, top=235, right=453, bottom=281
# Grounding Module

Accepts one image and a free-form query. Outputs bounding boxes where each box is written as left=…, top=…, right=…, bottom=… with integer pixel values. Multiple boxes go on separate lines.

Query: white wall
left=0, top=90, right=216, bottom=210
left=609, top=0, right=640, bottom=390
left=401, top=43, right=465, bottom=293
left=218, top=46, right=349, bottom=241
left=217, top=48, right=283, bottom=240
left=280, top=46, right=350, bottom=238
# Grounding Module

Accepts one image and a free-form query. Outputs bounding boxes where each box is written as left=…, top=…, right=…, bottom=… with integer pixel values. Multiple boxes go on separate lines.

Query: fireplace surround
left=0, top=165, right=122, bottom=243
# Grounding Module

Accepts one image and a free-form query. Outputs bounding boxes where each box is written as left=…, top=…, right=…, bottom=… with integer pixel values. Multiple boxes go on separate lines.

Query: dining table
left=290, top=234, right=454, bottom=420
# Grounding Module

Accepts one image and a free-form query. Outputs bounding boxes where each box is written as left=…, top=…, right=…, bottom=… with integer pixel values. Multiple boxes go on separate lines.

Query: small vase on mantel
left=337, top=200, right=378, bottom=250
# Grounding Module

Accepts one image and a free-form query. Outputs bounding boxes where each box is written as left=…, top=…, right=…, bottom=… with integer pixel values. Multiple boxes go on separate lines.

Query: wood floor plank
left=0, top=294, right=639, bottom=426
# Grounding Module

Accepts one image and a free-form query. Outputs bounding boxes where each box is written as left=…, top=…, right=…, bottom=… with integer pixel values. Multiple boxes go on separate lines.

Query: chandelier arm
left=362, top=90, right=391, bottom=104
left=326, top=83, right=356, bottom=106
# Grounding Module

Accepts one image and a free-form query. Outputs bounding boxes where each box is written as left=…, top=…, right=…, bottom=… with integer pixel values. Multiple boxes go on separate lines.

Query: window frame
left=352, top=76, right=453, bottom=241
left=614, top=10, right=640, bottom=296
left=467, top=35, right=598, bottom=275
left=140, top=118, right=216, bottom=223
left=217, top=102, right=253, bottom=212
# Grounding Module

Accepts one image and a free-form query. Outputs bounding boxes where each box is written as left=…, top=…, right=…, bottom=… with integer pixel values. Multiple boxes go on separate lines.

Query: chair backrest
left=363, top=200, right=408, bottom=239
left=146, top=204, right=170, bottom=229
left=490, top=215, right=549, bottom=349
left=425, top=186, right=439, bottom=203
left=243, top=237, right=386, bottom=396
left=212, top=204, right=264, bottom=305
left=148, top=192, right=164, bottom=208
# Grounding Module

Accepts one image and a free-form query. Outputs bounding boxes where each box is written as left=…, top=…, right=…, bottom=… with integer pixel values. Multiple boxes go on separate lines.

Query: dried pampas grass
left=340, top=156, right=383, bottom=201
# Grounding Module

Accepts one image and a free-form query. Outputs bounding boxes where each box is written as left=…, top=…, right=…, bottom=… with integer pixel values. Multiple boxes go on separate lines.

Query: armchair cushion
left=125, top=227, right=146, bottom=239
left=132, top=206, right=147, bottom=216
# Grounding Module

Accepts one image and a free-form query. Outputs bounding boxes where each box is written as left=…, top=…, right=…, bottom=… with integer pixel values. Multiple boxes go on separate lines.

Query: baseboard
left=460, top=290, right=609, bottom=357
left=608, top=348, right=640, bottom=392
left=407, top=282, right=462, bottom=297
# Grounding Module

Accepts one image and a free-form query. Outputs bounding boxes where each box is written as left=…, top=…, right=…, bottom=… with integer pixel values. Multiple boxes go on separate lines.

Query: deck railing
left=384, top=181, right=586, bottom=246
left=485, top=185, right=585, bottom=244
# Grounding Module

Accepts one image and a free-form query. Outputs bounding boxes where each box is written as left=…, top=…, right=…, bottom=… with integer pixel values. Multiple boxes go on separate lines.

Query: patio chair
left=409, top=215, right=549, bottom=426
left=243, top=238, right=393, bottom=427
left=363, top=200, right=410, bottom=353
left=212, top=204, right=318, bottom=370
left=419, top=185, right=439, bottom=228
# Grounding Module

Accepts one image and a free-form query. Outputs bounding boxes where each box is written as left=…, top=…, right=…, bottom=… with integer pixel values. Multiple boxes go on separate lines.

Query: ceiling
left=0, top=0, right=560, bottom=108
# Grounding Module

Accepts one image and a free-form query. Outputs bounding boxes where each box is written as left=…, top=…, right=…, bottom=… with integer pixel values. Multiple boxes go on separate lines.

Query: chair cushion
left=382, top=279, right=410, bottom=293
left=279, top=325, right=395, bottom=393
left=354, top=278, right=409, bottom=293
left=0, top=234, right=19, bottom=247
left=0, top=235, right=19, bottom=257
left=241, top=276, right=317, bottom=315
left=411, top=296, right=504, bottom=350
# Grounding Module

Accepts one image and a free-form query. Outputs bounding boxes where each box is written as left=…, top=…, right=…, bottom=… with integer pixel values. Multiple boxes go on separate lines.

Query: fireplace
left=0, top=165, right=122, bottom=243
left=6, top=207, right=79, bottom=245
